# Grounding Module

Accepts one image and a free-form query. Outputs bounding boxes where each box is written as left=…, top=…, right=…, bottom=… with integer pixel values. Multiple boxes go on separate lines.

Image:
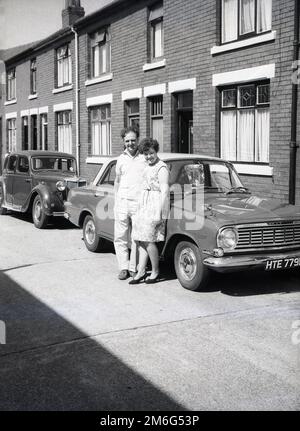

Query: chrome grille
left=236, top=222, right=300, bottom=250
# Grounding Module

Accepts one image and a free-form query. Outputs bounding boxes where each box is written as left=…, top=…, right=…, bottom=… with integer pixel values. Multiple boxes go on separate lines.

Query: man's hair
left=139, top=137, right=159, bottom=153
left=120, top=125, right=140, bottom=139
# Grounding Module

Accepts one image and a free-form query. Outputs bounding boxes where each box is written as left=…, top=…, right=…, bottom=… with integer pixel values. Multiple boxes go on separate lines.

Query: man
left=114, top=126, right=147, bottom=280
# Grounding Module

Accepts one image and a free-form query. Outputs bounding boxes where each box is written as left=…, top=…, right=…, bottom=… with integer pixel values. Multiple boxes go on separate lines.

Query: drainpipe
left=71, top=26, right=80, bottom=176
left=289, top=0, right=299, bottom=204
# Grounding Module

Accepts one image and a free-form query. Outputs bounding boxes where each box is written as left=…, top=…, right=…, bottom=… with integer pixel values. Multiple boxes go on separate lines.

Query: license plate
left=265, top=257, right=300, bottom=270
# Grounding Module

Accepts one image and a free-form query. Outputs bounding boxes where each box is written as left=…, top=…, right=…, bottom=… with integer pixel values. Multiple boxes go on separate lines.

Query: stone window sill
left=211, top=31, right=276, bottom=55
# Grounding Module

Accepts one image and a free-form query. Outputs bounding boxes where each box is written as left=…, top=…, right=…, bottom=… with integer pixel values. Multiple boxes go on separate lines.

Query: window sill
left=85, top=73, right=113, bottom=86
left=28, top=94, right=38, bottom=100
left=52, top=84, right=73, bottom=94
left=5, top=99, right=17, bottom=106
left=233, top=163, right=273, bottom=177
left=143, top=59, right=166, bottom=71
left=211, top=31, right=276, bottom=55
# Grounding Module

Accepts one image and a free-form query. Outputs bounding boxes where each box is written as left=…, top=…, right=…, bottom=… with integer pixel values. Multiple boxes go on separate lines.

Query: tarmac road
left=0, top=213, right=299, bottom=411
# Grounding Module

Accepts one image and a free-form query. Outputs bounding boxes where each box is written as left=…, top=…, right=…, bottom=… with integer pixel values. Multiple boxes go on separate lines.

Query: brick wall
left=1, top=0, right=299, bottom=204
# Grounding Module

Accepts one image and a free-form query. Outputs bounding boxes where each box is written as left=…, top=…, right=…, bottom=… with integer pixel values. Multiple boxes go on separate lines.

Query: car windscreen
left=32, top=157, right=77, bottom=174
left=167, top=159, right=244, bottom=192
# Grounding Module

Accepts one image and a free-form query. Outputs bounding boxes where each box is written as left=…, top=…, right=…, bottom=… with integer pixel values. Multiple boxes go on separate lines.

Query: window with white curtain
left=149, top=2, right=164, bottom=59
left=7, top=118, right=17, bottom=152
left=222, top=0, right=272, bottom=43
left=149, top=96, right=163, bottom=146
left=56, top=45, right=72, bottom=87
left=220, top=82, right=270, bottom=163
left=90, top=105, right=111, bottom=155
left=90, top=28, right=111, bottom=77
left=7, top=68, right=16, bottom=100
left=57, top=111, right=72, bottom=153
left=30, top=59, right=37, bottom=94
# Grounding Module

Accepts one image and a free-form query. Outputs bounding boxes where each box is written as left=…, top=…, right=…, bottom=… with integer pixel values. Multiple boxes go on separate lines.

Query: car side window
left=17, top=156, right=29, bottom=173
left=7, top=155, right=17, bottom=172
left=98, top=162, right=116, bottom=186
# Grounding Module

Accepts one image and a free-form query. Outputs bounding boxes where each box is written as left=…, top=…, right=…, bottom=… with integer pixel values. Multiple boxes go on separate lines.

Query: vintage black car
left=0, top=151, right=86, bottom=228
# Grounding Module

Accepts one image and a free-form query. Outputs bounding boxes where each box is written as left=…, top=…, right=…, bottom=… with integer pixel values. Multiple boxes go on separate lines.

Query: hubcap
left=178, top=247, right=197, bottom=281
left=34, top=200, right=42, bottom=221
left=85, top=220, right=96, bottom=245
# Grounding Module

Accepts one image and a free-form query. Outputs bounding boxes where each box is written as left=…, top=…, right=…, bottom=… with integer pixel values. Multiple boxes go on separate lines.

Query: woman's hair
left=120, top=125, right=140, bottom=139
left=139, top=137, right=159, bottom=153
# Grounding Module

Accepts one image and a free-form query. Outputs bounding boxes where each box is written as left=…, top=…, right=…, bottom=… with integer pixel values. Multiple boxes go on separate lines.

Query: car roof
left=6, top=151, right=76, bottom=158
left=89, top=152, right=227, bottom=164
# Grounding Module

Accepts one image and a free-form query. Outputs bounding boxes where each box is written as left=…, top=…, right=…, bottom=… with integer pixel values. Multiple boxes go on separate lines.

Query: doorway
left=174, top=91, right=193, bottom=153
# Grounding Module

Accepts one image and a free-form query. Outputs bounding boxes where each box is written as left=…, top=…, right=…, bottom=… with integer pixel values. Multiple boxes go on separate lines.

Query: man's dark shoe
left=118, top=270, right=129, bottom=280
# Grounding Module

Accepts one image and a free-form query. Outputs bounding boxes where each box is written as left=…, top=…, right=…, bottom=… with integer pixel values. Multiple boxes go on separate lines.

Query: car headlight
left=217, top=227, right=238, bottom=251
left=56, top=180, right=66, bottom=192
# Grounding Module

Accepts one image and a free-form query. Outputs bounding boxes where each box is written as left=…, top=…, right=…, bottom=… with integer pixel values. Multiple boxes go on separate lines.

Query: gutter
left=71, top=27, right=80, bottom=176
left=289, top=0, right=300, bottom=204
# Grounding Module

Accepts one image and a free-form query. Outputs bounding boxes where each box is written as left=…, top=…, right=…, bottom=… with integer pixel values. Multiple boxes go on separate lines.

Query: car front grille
left=235, top=221, right=300, bottom=251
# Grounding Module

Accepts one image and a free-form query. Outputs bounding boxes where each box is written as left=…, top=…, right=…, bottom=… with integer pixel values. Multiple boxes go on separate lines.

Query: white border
left=5, top=112, right=17, bottom=119
left=233, top=163, right=273, bottom=176
left=28, top=94, right=38, bottom=100
left=144, top=84, right=166, bottom=97
left=53, top=102, right=73, bottom=112
left=85, top=73, right=113, bottom=86
left=211, top=31, right=276, bottom=55
left=143, top=59, right=166, bottom=71
left=29, top=108, right=38, bottom=115
left=121, top=88, right=142, bottom=101
left=168, top=78, right=196, bottom=93
left=212, top=64, right=275, bottom=86
left=21, top=110, right=30, bottom=117
left=86, top=93, right=113, bottom=107
left=4, top=99, right=17, bottom=106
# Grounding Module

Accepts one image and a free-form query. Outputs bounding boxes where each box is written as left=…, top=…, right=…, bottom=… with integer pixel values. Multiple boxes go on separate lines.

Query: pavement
left=0, top=213, right=299, bottom=411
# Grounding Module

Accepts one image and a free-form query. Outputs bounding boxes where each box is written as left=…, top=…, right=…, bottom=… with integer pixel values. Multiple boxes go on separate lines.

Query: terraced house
left=0, top=0, right=299, bottom=203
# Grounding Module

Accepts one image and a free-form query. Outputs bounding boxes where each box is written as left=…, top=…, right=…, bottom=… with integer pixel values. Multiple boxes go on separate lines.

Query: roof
left=7, top=151, right=76, bottom=159
left=0, top=41, right=40, bottom=62
left=88, top=152, right=225, bottom=164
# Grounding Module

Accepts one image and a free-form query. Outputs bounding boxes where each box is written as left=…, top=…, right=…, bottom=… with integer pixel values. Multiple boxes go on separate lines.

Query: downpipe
left=71, top=26, right=80, bottom=176
left=289, top=0, right=300, bottom=204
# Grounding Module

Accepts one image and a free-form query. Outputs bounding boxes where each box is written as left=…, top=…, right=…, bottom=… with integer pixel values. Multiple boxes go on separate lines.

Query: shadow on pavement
left=159, top=262, right=300, bottom=296
left=5, top=212, right=77, bottom=230
left=0, top=271, right=185, bottom=411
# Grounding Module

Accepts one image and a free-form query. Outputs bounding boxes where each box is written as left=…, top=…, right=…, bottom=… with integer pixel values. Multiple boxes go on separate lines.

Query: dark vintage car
left=0, top=151, right=86, bottom=228
left=64, top=153, right=300, bottom=291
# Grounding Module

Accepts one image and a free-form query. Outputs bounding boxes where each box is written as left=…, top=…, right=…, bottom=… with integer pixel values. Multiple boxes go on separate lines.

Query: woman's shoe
left=145, top=274, right=160, bottom=284
left=128, top=273, right=147, bottom=285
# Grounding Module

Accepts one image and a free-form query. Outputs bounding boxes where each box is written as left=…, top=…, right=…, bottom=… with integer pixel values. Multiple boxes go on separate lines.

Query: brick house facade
left=1, top=0, right=299, bottom=203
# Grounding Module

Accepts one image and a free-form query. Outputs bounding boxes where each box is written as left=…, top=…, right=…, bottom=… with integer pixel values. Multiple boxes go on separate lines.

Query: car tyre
left=174, top=240, right=210, bottom=291
left=83, top=215, right=102, bottom=252
left=0, top=186, right=7, bottom=215
left=32, top=195, right=49, bottom=229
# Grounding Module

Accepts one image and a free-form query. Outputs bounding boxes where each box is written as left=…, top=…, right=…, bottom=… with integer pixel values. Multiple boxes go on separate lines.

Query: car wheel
left=174, top=241, right=210, bottom=291
left=83, top=215, right=102, bottom=252
left=32, top=195, right=49, bottom=229
left=0, top=186, right=7, bottom=215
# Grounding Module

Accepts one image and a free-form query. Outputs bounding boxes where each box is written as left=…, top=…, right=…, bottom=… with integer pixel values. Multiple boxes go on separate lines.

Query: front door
left=178, top=112, right=193, bottom=153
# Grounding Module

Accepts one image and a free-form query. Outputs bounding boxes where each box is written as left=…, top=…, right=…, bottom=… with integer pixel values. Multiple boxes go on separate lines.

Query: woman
left=129, top=138, right=169, bottom=284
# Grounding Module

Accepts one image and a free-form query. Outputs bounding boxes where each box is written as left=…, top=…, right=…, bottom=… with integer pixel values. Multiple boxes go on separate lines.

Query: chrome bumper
left=203, top=249, right=300, bottom=272
left=52, top=211, right=65, bottom=217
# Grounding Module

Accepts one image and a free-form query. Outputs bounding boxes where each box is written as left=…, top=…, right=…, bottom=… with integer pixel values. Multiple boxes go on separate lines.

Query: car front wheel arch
left=174, top=240, right=210, bottom=291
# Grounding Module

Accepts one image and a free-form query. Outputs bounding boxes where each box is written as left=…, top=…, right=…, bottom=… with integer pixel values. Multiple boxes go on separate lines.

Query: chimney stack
left=62, top=0, right=85, bottom=28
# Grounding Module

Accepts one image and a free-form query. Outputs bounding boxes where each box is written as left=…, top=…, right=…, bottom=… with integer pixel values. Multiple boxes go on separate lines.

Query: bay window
left=220, top=82, right=270, bottom=163
left=90, top=105, right=111, bottom=155
left=221, top=0, right=272, bottom=43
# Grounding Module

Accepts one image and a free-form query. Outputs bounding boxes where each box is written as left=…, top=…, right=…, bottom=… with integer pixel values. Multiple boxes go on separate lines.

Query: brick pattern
left=0, top=0, right=299, bottom=204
